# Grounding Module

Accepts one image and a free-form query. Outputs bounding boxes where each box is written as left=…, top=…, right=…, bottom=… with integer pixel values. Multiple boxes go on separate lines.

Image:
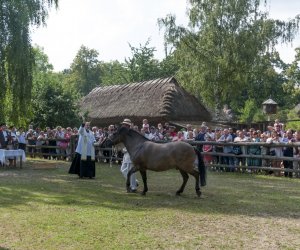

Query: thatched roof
left=80, top=77, right=211, bottom=126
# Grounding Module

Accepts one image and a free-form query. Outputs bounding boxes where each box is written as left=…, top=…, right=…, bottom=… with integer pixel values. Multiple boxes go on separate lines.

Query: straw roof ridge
left=80, top=77, right=211, bottom=126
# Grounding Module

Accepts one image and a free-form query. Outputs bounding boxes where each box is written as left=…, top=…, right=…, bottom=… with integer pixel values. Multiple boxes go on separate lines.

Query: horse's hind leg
left=140, top=170, right=148, bottom=195
left=190, top=170, right=201, bottom=197
left=176, top=169, right=189, bottom=196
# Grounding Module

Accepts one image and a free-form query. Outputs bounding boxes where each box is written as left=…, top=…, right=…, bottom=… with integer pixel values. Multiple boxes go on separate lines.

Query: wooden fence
left=23, top=137, right=300, bottom=176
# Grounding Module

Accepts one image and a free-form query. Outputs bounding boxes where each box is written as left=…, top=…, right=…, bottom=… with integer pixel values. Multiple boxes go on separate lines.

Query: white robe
left=75, top=126, right=96, bottom=160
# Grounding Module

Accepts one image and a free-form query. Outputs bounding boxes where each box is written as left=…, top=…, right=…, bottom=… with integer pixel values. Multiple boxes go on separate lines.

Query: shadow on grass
left=0, top=161, right=299, bottom=219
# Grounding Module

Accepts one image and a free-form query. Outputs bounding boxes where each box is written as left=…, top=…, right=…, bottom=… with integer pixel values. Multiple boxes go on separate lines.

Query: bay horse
left=109, top=127, right=206, bottom=196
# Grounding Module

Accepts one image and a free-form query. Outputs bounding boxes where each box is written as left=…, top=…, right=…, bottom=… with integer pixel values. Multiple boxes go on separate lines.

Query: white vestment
left=75, top=126, right=96, bottom=160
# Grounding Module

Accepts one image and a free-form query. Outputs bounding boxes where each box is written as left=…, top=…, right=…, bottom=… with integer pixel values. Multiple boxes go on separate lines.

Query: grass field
left=0, top=159, right=299, bottom=250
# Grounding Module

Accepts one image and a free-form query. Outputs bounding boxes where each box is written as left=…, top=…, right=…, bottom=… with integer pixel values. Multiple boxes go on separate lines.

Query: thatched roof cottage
left=80, top=77, right=211, bottom=127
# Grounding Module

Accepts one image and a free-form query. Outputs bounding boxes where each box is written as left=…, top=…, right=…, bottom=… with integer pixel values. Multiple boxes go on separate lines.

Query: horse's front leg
left=139, top=170, right=148, bottom=195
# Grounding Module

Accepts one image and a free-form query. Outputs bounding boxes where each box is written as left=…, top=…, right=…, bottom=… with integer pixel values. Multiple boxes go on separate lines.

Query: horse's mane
left=127, top=128, right=151, bottom=141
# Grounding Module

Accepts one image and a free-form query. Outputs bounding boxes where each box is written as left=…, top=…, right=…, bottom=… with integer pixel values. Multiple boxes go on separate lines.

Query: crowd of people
left=0, top=119, right=299, bottom=178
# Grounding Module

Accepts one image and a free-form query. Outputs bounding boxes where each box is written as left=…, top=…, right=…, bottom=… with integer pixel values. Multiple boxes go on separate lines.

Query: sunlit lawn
left=0, top=159, right=299, bottom=250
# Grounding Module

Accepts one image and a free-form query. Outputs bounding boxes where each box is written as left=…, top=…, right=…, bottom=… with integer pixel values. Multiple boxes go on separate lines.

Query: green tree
left=66, top=45, right=101, bottom=96
left=99, top=42, right=179, bottom=85
left=159, top=0, right=300, bottom=118
left=232, top=52, right=286, bottom=112
left=159, top=53, right=180, bottom=79
left=100, top=61, right=130, bottom=85
left=0, top=0, right=58, bottom=124
left=125, top=40, right=161, bottom=82
left=238, top=99, right=258, bottom=125
left=282, top=47, right=300, bottom=107
left=31, top=47, right=80, bottom=128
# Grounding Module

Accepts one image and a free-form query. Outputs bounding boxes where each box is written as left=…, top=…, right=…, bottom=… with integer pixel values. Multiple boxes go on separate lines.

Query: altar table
left=0, top=149, right=26, bottom=168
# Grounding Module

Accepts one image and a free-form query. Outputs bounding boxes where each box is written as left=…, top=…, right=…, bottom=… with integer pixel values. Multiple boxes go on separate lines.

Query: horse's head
left=99, top=137, right=113, bottom=148
left=109, top=126, right=129, bottom=145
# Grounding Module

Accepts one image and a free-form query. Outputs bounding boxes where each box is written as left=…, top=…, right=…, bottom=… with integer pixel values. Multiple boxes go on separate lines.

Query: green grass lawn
left=0, top=159, right=300, bottom=250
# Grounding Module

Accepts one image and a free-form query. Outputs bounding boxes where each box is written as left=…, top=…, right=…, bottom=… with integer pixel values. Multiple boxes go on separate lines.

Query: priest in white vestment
left=69, top=122, right=96, bottom=178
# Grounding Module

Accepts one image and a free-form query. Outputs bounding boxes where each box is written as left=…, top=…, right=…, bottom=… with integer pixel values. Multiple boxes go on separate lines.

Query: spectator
left=1, top=124, right=8, bottom=149
left=282, top=129, right=295, bottom=178
left=47, top=130, right=57, bottom=160
left=186, top=130, right=194, bottom=140
left=143, top=124, right=150, bottom=135
left=172, top=131, right=184, bottom=141
left=260, top=133, right=269, bottom=168
left=169, top=126, right=177, bottom=138
left=16, top=127, right=26, bottom=151
left=64, top=127, right=73, bottom=161
left=203, top=134, right=214, bottom=164
left=55, top=126, right=64, bottom=160
left=9, top=126, right=18, bottom=149
left=213, top=128, right=223, bottom=165
left=157, top=123, right=164, bottom=135
left=217, top=128, right=234, bottom=172
left=0, top=123, right=6, bottom=149
left=36, top=131, right=47, bottom=158
left=233, top=131, right=248, bottom=169
left=72, top=127, right=78, bottom=135
left=267, top=131, right=283, bottom=176
left=163, top=122, right=170, bottom=134
left=148, top=126, right=157, bottom=141
left=293, top=130, right=300, bottom=178
left=142, top=118, right=149, bottom=129
left=26, top=129, right=36, bottom=158
left=183, top=124, right=193, bottom=139
left=274, top=121, right=284, bottom=137
left=229, top=127, right=237, bottom=141
left=6, top=125, right=17, bottom=166
left=247, top=131, right=262, bottom=172
left=195, top=125, right=207, bottom=152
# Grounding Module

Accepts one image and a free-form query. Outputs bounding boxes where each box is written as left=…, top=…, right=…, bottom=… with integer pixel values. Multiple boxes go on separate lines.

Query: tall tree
left=100, top=61, right=130, bottom=85
left=282, top=47, right=300, bottom=107
left=31, top=47, right=80, bottom=128
left=125, top=40, right=161, bottom=82
left=100, top=43, right=179, bottom=85
left=159, top=0, right=300, bottom=118
left=66, top=45, right=101, bottom=96
left=0, top=0, right=58, bottom=124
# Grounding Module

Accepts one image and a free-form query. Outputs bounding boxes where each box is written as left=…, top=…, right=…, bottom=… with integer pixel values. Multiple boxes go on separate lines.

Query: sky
left=31, top=0, right=300, bottom=72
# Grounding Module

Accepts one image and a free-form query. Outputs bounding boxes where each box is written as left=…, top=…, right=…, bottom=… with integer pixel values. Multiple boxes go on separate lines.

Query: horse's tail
left=195, top=148, right=207, bottom=186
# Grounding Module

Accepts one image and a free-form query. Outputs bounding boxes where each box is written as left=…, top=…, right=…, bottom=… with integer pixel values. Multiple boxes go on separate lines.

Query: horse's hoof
left=176, top=192, right=181, bottom=196
left=196, top=191, right=202, bottom=197
left=141, top=192, right=146, bottom=196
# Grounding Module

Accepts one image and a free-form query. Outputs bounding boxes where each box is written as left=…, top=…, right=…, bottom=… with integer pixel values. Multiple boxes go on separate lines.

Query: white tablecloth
left=0, top=149, right=26, bottom=165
